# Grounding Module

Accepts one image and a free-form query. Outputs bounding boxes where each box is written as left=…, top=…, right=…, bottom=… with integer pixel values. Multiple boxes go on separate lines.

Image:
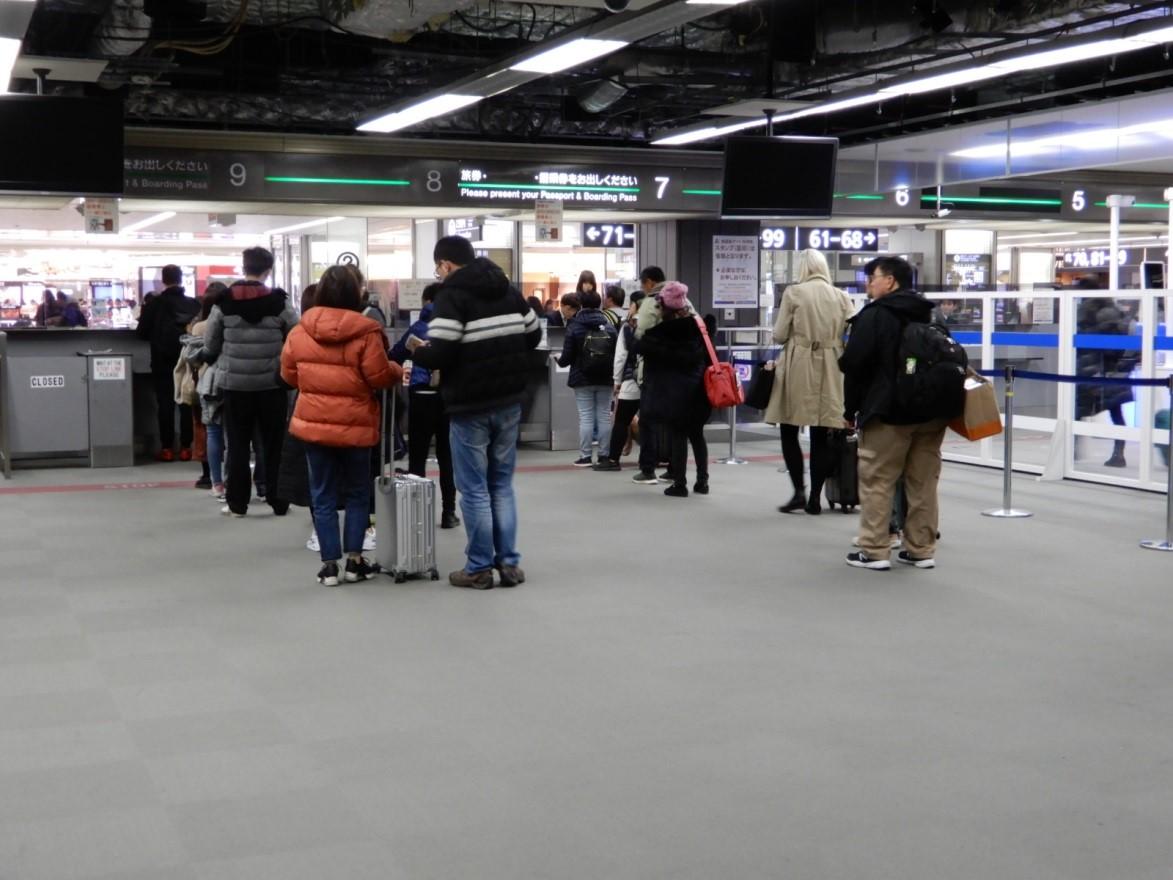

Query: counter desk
left=0, top=329, right=151, bottom=475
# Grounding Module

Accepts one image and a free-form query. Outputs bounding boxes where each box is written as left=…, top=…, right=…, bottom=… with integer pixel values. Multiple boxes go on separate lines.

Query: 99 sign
left=759, top=227, right=789, bottom=250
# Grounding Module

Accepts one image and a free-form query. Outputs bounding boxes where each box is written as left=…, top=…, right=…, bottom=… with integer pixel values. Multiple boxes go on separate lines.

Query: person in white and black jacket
left=410, top=236, right=541, bottom=590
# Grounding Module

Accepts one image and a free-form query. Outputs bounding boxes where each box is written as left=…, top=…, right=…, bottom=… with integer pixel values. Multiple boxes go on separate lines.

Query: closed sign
left=30, top=375, right=65, bottom=389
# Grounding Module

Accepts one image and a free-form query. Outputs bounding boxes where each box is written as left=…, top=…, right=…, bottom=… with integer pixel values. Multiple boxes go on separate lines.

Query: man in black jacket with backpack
left=838, top=256, right=958, bottom=572
left=137, top=264, right=199, bottom=461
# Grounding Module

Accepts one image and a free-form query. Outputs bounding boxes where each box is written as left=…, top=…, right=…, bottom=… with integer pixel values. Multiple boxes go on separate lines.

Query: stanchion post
left=1140, top=374, right=1173, bottom=550
left=718, top=331, right=746, bottom=465
left=983, top=364, right=1032, bottom=518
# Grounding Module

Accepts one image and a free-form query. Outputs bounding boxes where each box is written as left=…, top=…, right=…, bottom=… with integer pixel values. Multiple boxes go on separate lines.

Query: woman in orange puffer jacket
left=280, top=265, right=401, bottom=587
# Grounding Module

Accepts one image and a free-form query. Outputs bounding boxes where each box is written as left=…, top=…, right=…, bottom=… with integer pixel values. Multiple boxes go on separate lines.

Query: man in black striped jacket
left=410, top=236, right=542, bottom=590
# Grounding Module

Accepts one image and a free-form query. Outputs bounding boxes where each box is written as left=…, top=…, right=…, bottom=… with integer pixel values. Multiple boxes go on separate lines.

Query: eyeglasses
left=866, top=273, right=890, bottom=282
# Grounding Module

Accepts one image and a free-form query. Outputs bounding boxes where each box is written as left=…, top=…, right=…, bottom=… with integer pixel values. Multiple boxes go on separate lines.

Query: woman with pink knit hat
left=633, top=281, right=711, bottom=497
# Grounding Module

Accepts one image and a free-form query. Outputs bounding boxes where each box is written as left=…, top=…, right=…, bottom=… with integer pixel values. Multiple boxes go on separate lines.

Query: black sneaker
left=657, top=471, right=675, bottom=483
left=440, top=511, right=461, bottom=529
left=845, top=551, right=890, bottom=570
left=572, top=456, right=593, bottom=468
left=592, top=460, right=621, bottom=472
left=664, top=484, right=689, bottom=498
left=693, top=479, right=709, bottom=495
left=344, top=557, right=380, bottom=582
left=896, top=550, right=935, bottom=569
left=317, top=562, right=340, bottom=587
left=194, top=475, right=212, bottom=490
left=631, top=471, right=658, bottom=485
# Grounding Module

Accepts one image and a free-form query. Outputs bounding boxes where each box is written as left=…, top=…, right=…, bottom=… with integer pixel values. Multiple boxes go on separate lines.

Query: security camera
left=603, top=0, right=629, bottom=11
left=914, top=223, right=926, bottom=232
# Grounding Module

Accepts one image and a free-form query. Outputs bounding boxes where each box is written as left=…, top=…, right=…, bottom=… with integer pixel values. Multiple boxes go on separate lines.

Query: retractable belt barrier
left=970, top=365, right=1173, bottom=552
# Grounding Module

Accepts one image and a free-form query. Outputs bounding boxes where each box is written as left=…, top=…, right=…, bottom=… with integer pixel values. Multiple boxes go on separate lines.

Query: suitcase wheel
left=394, top=571, right=407, bottom=584
left=429, top=569, right=440, bottom=581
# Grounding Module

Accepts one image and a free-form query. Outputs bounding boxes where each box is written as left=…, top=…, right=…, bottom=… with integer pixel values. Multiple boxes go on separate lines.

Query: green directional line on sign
left=682, top=189, right=721, bottom=195
left=266, top=176, right=412, bottom=186
left=920, top=194, right=1062, bottom=206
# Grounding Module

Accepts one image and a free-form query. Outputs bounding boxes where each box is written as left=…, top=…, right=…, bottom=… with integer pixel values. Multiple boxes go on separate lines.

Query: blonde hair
left=795, top=248, right=832, bottom=285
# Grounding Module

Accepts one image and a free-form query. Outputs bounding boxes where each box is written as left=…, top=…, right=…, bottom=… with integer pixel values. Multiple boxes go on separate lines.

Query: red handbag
left=695, top=317, right=744, bottom=409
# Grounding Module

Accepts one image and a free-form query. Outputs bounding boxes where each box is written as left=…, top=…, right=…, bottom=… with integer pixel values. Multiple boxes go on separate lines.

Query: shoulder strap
left=694, top=316, right=719, bottom=368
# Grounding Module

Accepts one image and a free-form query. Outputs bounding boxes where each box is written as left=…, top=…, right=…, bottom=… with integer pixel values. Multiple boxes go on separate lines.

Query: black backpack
left=892, top=319, right=968, bottom=421
left=578, top=321, right=618, bottom=383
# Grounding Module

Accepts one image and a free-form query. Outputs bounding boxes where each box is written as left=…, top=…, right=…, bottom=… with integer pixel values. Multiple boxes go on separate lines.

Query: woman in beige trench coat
left=764, top=249, right=855, bottom=514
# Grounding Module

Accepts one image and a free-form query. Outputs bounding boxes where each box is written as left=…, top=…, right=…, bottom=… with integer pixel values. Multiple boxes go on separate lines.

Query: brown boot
left=448, top=569, right=494, bottom=590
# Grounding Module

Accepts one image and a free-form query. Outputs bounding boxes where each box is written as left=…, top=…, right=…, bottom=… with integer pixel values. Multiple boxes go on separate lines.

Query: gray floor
left=2, top=441, right=1172, bottom=880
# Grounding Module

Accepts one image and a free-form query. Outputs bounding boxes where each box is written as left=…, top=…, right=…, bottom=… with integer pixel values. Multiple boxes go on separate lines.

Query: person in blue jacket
left=390, top=283, right=459, bottom=529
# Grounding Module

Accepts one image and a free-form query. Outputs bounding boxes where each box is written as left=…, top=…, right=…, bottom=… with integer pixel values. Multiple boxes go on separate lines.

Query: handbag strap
left=694, top=316, right=719, bottom=368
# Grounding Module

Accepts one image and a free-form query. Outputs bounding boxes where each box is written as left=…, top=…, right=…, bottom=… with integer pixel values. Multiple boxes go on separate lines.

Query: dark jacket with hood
left=201, top=280, right=298, bottom=392
left=635, top=314, right=711, bottom=428
left=557, top=307, right=617, bottom=388
left=136, top=285, right=199, bottom=363
left=390, top=301, right=438, bottom=388
left=838, top=289, right=935, bottom=428
left=1075, top=296, right=1135, bottom=416
left=411, top=257, right=541, bottom=415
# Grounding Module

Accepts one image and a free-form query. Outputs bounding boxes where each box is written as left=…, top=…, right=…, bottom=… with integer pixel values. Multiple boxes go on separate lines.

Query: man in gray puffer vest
left=201, top=247, right=298, bottom=517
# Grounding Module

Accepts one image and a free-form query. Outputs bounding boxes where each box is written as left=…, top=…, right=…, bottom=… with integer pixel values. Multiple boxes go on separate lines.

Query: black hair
left=1075, top=276, right=1101, bottom=290
left=433, top=235, right=476, bottom=267
left=604, top=285, right=625, bottom=307
left=315, top=265, right=363, bottom=311
left=200, top=281, right=229, bottom=321
left=868, top=256, right=914, bottom=291
left=639, top=266, right=665, bottom=284
left=242, top=247, right=275, bottom=277
left=579, top=289, right=602, bottom=309
left=526, top=295, right=543, bottom=314
left=422, top=283, right=443, bottom=305
left=629, top=290, right=646, bottom=307
left=576, top=270, right=597, bottom=293
left=560, top=293, right=581, bottom=310
left=161, top=265, right=182, bottom=286
left=299, top=283, right=318, bottom=315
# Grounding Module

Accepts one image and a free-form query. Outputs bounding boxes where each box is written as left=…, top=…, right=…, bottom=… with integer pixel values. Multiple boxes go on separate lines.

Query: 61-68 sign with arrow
left=582, top=222, right=635, bottom=248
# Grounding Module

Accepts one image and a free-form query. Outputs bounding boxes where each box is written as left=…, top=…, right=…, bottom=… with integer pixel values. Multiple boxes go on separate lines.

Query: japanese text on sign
left=712, top=236, right=759, bottom=308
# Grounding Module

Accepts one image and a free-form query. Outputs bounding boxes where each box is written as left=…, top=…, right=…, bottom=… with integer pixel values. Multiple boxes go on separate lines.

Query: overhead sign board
left=582, top=222, right=635, bottom=248
left=760, top=226, right=878, bottom=252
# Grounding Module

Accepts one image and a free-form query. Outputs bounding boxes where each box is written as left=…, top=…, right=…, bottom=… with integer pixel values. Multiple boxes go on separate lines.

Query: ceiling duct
left=576, top=77, right=627, bottom=112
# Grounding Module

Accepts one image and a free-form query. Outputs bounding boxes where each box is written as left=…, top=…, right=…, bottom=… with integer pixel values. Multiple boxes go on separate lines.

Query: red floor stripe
left=0, top=456, right=785, bottom=496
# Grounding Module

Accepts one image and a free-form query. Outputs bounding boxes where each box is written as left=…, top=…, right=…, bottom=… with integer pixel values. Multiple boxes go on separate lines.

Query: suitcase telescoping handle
left=378, top=386, right=396, bottom=494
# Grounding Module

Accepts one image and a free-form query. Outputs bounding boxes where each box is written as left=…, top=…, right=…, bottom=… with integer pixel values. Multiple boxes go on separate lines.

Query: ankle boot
left=778, top=491, right=807, bottom=513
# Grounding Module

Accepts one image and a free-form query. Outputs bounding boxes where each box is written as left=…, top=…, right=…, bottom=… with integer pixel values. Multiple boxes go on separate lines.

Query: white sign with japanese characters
left=83, top=198, right=119, bottom=235
left=711, top=236, right=759, bottom=308
left=92, top=357, right=126, bottom=381
left=534, top=199, right=563, bottom=242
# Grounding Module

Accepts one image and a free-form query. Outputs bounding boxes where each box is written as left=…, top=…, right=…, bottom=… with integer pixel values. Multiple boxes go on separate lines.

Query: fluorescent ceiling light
left=685, top=0, right=750, bottom=4
left=991, top=38, right=1138, bottom=73
left=120, top=211, right=177, bottom=234
left=952, top=116, right=1173, bottom=159
left=357, top=94, right=481, bottom=134
left=1, top=37, right=20, bottom=95
left=265, top=216, right=345, bottom=236
left=881, top=66, right=1004, bottom=96
left=510, top=38, right=628, bottom=75
left=785, top=93, right=883, bottom=118
left=651, top=117, right=765, bottom=146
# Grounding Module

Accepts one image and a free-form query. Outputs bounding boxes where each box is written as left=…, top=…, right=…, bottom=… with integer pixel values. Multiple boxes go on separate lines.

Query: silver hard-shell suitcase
left=375, top=389, right=440, bottom=583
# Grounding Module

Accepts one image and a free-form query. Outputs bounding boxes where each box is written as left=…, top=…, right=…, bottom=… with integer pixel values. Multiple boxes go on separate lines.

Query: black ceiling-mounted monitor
left=0, top=96, right=124, bottom=195
left=720, top=135, right=838, bottom=219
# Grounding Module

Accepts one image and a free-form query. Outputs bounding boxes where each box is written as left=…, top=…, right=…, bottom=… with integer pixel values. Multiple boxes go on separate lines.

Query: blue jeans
left=574, top=386, right=613, bottom=459
left=448, top=404, right=522, bottom=574
left=206, top=422, right=224, bottom=486
left=305, top=444, right=371, bottom=563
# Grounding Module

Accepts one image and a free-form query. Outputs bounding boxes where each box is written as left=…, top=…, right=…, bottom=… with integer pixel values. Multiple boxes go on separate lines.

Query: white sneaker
left=306, top=531, right=320, bottom=552
left=363, top=526, right=376, bottom=552
left=220, top=505, right=244, bottom=518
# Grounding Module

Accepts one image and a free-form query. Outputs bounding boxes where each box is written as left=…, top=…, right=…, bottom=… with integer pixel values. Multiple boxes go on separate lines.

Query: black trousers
left=223, top=388, right=287, bottom=514
left=779, top=424, right=830, bottom=499
left=668, top=422, right=709, bottom=487
left=151, top=362, right=192, bottom=451
left=407, top=387, right=456, bottom=513
left=607, top=397, right=640, bottom=463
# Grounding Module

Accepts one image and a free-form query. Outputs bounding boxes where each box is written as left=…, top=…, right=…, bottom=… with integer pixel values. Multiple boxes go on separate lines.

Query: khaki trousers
left=857, top=418, right=948, bottom=560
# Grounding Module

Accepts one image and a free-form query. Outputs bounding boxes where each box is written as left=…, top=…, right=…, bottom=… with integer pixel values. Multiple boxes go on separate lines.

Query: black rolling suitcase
left=824, top=429, right=859, bottom=513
